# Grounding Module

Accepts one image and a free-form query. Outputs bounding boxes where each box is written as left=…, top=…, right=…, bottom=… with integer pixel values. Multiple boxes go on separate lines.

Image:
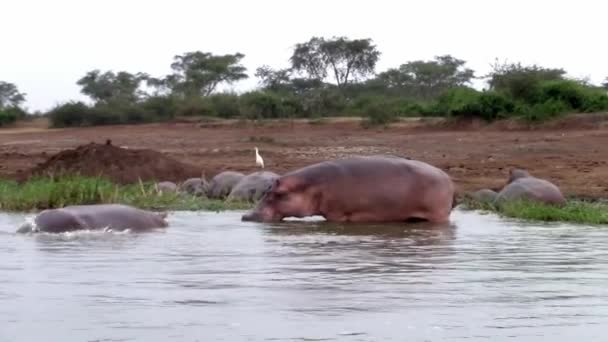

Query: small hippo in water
left=242, top=155, right=455, bottom=223
left=494, top=168, right=566, bottom=206
left=206, top=171, right=245, bottom=199
left=16, top=204, right=169, bottom=234
left=227, top=171, right=280, bottom=203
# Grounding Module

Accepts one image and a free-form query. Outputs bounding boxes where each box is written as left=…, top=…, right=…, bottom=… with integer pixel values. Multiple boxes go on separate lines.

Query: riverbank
left=0, top=176, right=251, bottom=212
left=461, top=197, right=608, bottom=225
left=2, top=175, right=607, bottom=225
left=2, top=115, right=608, bottom=199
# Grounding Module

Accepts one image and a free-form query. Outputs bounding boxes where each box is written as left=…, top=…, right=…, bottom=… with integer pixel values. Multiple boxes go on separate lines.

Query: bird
left=255, top=146, right=264, bottom=168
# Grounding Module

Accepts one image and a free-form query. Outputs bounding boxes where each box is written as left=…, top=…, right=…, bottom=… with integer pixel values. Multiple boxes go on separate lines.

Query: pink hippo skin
left=242, top=156, right=456, bottom=223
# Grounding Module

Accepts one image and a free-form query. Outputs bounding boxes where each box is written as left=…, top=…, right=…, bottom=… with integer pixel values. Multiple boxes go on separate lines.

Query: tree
left=290, top=36, right=380, bottom=88
left=375, top=55, right=475, bottom=99
left=255, top=65, right=292, bottom=91
left=0, top=81, right=26, bottom=108
left=485, top=59, right=566, bottom=101
left=76, top=70, right=149, bottom=104
left=164, top=51, right=248, bottom=97
left=602, top=77, right=608, bottom=90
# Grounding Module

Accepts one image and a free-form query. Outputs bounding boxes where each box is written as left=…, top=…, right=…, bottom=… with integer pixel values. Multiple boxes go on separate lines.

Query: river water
left=1, top=209, right=608, bottom=341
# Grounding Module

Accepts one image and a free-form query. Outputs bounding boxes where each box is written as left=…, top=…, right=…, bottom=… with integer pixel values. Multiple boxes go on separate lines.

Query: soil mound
left=21, top=141, right=202, bottom=184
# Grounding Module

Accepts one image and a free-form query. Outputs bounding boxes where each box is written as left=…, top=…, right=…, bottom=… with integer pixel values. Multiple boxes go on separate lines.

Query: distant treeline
left=2, top=36, right=608, bottom=128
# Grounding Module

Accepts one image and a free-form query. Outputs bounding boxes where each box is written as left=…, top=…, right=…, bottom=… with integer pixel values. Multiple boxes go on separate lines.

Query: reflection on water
left=1, top=210, right=608, bottom=341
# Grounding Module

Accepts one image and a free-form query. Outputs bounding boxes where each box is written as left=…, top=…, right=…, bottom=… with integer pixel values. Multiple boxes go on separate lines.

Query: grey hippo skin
left=156, top=181, right=178, bottom=193
left=206, top=171, right=245, bottom=199
left=227, top=171, right=280, bottom=203
left=471, top=189, right=498, bottom=203
left=17, top=204, right=168, bottom=234
left=179, top=177, right=207, bottom=197
left=495, top=168, right=566, bottom=206
left=242, top=156, right=456, bottom=223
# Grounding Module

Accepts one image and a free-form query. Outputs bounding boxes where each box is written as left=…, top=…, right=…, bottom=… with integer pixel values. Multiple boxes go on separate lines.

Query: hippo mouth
left=241, top=209, right=282, bottom=222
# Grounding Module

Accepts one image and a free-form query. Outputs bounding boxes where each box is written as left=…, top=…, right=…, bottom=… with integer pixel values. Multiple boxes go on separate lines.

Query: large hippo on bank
left=206, top=171, right=245, bottom=199
left=494, top=168, right=566, bottom=206
left=242, top=156, right=455, bottom=223
left=16, top=204, right=168, bottom=234
left=227, top=171, right=280, bottom=203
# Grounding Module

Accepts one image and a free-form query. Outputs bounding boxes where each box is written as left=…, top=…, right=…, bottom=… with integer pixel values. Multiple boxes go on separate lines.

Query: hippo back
left=227, top=171, right=280, bottom=202
left=179, top=177, right=207, bottom=196
left=495, top=177, right=565, bottom=206
left=39, top=204, right=167, bottom=232
left=206, top=171, right=245, bottom=199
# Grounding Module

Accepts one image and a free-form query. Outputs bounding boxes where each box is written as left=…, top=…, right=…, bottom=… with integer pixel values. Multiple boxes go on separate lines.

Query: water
left=1, top=210, right=608, bottom=341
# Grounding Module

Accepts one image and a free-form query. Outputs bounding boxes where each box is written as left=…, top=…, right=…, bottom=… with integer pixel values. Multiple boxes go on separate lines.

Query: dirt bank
left=1, top=115, right=608, bottom=198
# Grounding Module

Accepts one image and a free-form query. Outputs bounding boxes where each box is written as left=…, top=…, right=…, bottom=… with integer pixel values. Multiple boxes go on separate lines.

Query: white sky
left=1, top=0, right=606, bottom=112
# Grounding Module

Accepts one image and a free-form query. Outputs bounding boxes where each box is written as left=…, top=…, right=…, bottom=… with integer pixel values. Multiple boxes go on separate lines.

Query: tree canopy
left=0, top=81, right=26, bottom=108
left=290, top=36, right=380, bottom=88
left=157, top=51, right=248, bottom=97
left=375, top=55, right=475, bottom=99
left=76, top=70, right=149, bottom=104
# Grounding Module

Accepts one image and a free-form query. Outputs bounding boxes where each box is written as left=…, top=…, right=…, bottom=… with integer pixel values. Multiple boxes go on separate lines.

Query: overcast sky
left=2, top=0, right=606, bottom=111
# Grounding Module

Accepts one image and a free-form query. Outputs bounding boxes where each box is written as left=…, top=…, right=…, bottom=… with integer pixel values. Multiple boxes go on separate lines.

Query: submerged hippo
left=16, top=204, right=168, bottom=234
left=206, top=171, right=245, bottom=199
left=227, top=171, right=280, bottom=203
left=494, top=168, right=566, bottom=206
left=242, top=156, right=455, bottom=223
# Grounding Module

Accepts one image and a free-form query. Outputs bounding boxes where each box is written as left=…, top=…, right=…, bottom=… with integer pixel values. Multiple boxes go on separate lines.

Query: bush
left=435, top=88, right=514, bottom=121
left=241, top=91, right=288, bottom=119
left=519, top=99, right=569, bottom=122
left=209, top=94, right=241, bottom=118
left=48, top=101, right=92, bottom=128
left=175, top=97, right=215, bottom=117
left=141, top=96, right=176, bottom=121
left=361, top=101, right=398, bottom=127
left=0, top=107, right=19, bottom=127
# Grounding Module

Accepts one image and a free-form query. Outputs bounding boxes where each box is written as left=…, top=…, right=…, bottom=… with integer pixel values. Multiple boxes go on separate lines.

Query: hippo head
left=242, top=176, right=318, bottom=222
left=507, top=168, right=531, bottom=184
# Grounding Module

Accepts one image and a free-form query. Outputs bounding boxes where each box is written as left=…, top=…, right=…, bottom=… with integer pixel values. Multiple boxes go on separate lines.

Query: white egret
left=255, top=146, right=264, bottom=168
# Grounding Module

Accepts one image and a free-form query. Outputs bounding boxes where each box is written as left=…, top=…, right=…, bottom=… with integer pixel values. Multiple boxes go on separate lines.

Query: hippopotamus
left=227, top=171, right=280, bottom=203
left=16, top=204, right=168, bottom=234
left=179, top=177, right=207, bottom=197
left=156, top=181, right=178, bottom=194
left=471, top=188, right=499, bottom=203
left=242, top=156, right=455, bottom=223
left=494, top=168, right=566, bottom=206
left=206, top=171, right=245, bottom=199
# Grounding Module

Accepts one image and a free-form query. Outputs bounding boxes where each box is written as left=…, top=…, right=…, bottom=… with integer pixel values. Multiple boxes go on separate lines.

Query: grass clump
left=462, top=197, right=608, bottom=225
left=0, top=175, right=253, bottom=212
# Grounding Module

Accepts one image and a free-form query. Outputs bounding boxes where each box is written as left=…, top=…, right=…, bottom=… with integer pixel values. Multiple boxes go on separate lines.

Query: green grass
left=461, top=197, right=608, bottom=225
left=0, top=175, right=253, bottom=212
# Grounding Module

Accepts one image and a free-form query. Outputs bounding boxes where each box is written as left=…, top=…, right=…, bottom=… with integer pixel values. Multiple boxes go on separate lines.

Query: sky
left=1, top=0, right=607, bottom=112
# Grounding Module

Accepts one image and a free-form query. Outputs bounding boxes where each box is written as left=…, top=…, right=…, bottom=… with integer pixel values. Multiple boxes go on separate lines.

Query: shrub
left=436, top=88, right=513, bottom=121
left=581, top=92, right=608, bottom=112
left=175, top=97, right=215, bottom=117
left=48, top=101, right=92, bottom=128
left=0, top=107, right=20, bottom=127
left=361, top=101, right=397, bottom=127
left=519, top=98, right=569, bottom=122
left=141, top=96, right=176, bottom=121
left=240, top=91, right=286, bottom=119
left=209, top=94, right=241, bottom=118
